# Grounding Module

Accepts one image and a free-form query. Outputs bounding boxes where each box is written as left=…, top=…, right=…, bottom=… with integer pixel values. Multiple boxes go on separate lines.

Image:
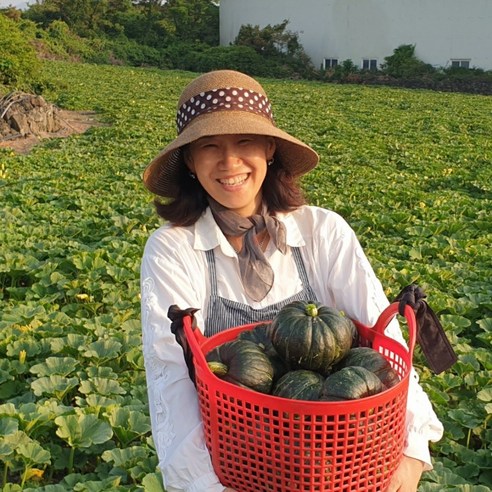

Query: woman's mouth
left=218, top=174, right=248, bottom=187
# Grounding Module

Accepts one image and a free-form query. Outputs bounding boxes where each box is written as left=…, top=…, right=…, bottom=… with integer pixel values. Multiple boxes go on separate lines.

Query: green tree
left=24, top=0, right=219, bottom=48
left=162, top=0, right=219, bottom=45
left=235, top=20, right=301, bottom=57
left=381, top=44, right=434, bottom=78
left=234, top=20, right=316, bottom=78
left=119, top=0, right=170, bottom=47
left=24, top=0, right=133, bottom=37
left=0, top=14, right=42, bottom=88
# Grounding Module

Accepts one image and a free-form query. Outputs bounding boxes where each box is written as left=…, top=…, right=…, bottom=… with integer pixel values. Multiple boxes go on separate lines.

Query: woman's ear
left=266, top=137, right=276, bottom=161
left=182, top=145, right=195, bottom=173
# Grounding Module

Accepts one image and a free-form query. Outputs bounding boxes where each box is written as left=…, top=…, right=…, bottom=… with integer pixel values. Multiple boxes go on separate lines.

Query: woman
left=140, top=70, right=443, bottom=492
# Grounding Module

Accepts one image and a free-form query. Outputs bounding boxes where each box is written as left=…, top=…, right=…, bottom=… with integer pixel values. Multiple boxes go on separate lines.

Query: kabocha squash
left=206, top=339, right=274, bottom=394
left=238, top=323, right=290, bottom=382
left=204, top=302, right=397, bottom=403
left=238, top=323, right=274, bottom=350
left=321, top=366, right=386, bottom=401
left=272, top=370, right=325, bottom=401
left=337, top=347, right=400, bottom=388
left=270, top=301, right=357, bottom=376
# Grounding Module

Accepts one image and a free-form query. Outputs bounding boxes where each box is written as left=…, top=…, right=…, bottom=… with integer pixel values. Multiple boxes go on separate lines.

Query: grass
left=0, top=61, right=490, bottom=491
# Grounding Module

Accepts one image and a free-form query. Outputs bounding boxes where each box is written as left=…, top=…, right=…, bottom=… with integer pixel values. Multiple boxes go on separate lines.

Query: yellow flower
left=25, top=468, right=44, bottom=481
left=19, top=350, right=27, bottom=364
left=0, top=162, right=7, bottom=179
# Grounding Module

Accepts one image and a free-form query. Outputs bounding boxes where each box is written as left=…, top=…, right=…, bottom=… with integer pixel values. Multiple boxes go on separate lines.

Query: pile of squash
left=206, top=300, right=400, bottom=401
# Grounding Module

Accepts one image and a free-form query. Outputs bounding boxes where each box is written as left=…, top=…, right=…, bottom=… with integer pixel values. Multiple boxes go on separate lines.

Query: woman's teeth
left=219, top=175, right=247, bottom=186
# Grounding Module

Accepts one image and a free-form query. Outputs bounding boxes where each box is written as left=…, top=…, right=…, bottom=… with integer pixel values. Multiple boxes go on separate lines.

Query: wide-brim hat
left=143, top=70, right=319, bottom=197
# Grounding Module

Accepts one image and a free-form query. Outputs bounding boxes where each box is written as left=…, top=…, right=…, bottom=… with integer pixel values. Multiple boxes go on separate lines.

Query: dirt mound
left=0, top=91, right=102, bottom=154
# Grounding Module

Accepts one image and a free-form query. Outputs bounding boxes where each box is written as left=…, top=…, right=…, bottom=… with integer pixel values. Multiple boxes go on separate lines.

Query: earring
left=189, top=172, right=196, bottom=179
left=267, top=158, right=274, bottom=166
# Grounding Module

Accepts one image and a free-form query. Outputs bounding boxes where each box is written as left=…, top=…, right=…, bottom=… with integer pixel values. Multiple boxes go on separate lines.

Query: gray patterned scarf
left=208, top=197, right=287, bottom=302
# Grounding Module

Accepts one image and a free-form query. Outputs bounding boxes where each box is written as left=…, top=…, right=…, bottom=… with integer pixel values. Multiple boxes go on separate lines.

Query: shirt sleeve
left=140, top=232, right=225, bottom=492
left=318, top=212, right=444, bottom=468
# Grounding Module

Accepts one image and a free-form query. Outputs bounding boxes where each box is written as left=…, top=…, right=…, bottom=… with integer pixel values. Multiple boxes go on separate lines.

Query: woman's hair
left=154, top=151, right=307, bottom=226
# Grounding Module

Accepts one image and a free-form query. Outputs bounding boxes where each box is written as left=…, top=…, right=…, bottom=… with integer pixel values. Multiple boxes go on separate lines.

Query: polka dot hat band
left=176, top=87, right=273, bottom=134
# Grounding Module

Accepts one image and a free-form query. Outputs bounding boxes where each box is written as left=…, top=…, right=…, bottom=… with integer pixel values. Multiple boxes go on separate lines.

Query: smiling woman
left=139, top=69, right=443, bottom=492
left=185, top=134, right=274, bottom=217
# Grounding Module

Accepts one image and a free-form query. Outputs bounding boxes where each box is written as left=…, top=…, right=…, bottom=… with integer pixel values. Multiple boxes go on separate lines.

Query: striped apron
left=204, top=247, right=319, bottom=336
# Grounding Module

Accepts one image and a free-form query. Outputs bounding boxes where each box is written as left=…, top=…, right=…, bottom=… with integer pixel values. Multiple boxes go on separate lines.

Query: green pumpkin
left=337, top=347, right=400, bottom=388
left=238, top=323, right=274, bottom=351
left=321, top=366, right=386, bottom=401
left=270, top=301, right=357, bottom=376
left=272, top=369, right=325, bottom=401
left=238, top=323, right=290, bottom=382
left=206, top=339, right=274, bottom=393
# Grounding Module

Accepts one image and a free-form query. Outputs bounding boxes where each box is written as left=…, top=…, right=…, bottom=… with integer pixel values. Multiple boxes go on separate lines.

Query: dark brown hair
left=154, top=154, right=307, bottom=226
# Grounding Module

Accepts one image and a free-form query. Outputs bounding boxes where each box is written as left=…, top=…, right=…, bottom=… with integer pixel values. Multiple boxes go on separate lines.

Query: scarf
left=208, top=197, right=287, bottom=302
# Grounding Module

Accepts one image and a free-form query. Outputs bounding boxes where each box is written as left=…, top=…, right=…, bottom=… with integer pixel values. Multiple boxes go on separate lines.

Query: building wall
left=220, top=0, right=492, bottom=70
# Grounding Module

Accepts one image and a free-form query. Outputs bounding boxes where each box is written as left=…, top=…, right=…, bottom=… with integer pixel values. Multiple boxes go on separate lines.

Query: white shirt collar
left=193, top=208, right=236, bottom=256
left=193, top=207, right=306, bottom=254
left=277, top=211, right=306, bottom=247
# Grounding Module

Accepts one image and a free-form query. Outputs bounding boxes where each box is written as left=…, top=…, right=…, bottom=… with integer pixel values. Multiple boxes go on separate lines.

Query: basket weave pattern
left=185, top=304, right=416, bottom=492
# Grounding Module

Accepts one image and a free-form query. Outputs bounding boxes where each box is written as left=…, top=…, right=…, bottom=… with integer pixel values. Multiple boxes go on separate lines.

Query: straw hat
left=143, top=70, right=319, bottom=197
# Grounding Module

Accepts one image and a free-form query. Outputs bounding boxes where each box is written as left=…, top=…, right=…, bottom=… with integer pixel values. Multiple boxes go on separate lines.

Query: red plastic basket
left=184, top=303, right=416, bottom=492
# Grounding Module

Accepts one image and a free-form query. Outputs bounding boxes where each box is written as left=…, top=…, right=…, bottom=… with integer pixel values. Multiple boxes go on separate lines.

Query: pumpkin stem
left=207, top=361, right=228, bottom=377
left=305, top=303, right=318, bottom=317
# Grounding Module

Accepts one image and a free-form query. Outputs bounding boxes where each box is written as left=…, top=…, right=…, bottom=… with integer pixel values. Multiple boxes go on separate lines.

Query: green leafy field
left=1, top=62, right=491, bottom=491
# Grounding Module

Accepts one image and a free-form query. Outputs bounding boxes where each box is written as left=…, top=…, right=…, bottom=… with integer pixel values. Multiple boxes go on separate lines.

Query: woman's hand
left=223, top=488, right=237, bottom=492
left=385, top=455, right=426, bottom=492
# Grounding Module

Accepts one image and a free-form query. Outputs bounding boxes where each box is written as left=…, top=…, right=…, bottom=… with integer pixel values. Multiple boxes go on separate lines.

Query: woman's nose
left=219, top=145, right=241, bottom=168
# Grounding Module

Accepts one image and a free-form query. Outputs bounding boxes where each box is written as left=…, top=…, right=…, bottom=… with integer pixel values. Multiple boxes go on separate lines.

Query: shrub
left=160, top=41, right=210, bottom=71
left=0, top=14, right=42, bottom=88
left=381, top=44, right=435, bottom=78
left=234, top=20, right=317, bottom=79
left=191, top=45, right=282, bottom=77
left=443, top=65, right=490, bottom=81
left=159, top=42, right=313, bottom=79
left=106, top=37, right=162, bottom=67
left=46, top=20, right=107, bottom=63
left=321, top=59, right=361, bottom=83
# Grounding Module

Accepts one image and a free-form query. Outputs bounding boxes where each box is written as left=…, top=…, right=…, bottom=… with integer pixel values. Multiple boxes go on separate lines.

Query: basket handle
left=183, top=315, right=208, bottom=369
left=372, top=302, right=417, bottom=357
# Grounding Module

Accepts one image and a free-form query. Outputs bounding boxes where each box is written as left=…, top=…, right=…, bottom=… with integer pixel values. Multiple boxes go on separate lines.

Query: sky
left=0, top=0, right=29, bottom=8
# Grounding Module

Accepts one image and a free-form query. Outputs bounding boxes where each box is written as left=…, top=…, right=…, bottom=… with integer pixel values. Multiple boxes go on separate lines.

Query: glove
left=168, top=304, right=200, bottom=385
left=393, top=284, right=457, bottom=374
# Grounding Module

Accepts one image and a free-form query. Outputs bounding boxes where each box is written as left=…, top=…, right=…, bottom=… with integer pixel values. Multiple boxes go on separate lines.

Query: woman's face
left=186, top=134, right=276, bottom=217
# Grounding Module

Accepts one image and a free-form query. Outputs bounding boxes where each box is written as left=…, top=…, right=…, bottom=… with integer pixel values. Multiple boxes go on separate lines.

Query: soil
left=0, top=92, right=104, bottom=154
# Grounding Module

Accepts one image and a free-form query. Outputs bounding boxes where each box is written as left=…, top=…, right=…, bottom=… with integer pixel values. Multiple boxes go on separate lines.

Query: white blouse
left=140, top=205, right=444, bottom=492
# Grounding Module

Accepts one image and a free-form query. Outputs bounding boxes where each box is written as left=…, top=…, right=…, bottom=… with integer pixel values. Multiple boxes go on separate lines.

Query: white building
left=220, top=0, right=492, bottom=71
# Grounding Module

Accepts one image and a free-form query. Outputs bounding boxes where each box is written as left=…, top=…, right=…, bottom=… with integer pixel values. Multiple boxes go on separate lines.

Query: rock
left=0, top=91, right=102, bottom=154
left=0, top=92, right=64, bottom=137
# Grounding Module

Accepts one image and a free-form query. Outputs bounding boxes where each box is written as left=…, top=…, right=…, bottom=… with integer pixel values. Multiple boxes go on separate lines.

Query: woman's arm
left=316, top=211, right=444, bottom=470
left=140, top=232, right=226, bottom=492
